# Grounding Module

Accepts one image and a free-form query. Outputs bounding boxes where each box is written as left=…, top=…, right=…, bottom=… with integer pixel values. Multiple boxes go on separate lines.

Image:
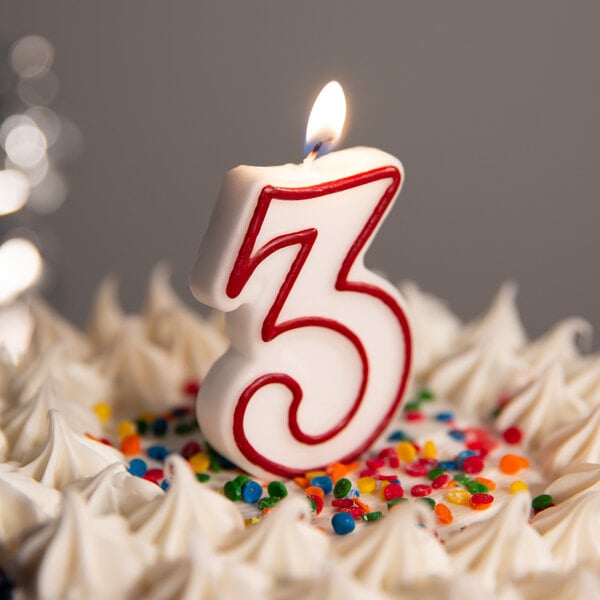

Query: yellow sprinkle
left=305, top=470, right=326, bottom=480
left=92, top=402, right=112, bottom=423
left=139, top=412, right=155, bottom=422
left=245, top=516, right=261, bottom=526
left=510, top=480, right=529, bottom=494
left=446, top=489, right=470, bottom=506
left=189, top=452, right=210, bottom=473
left=357, top=476, right=377, bottom=494
left=396, top=441, right=417, bottom=463
left=423, top=440, right=437, bottom=459
left=117, top=420, right=136, bottom=439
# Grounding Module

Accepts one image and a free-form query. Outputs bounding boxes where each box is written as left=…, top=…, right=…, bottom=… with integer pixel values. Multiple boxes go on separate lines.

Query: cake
left=0, top=266, right=599, bottom=599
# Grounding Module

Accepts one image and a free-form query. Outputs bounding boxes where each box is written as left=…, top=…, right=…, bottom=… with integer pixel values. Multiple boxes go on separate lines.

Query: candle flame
left=304, top=81, right=346, bottom=158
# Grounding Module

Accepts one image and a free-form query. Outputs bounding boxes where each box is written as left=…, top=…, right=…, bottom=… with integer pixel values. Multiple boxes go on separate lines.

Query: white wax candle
left=191, top=146, right=412, bottom=479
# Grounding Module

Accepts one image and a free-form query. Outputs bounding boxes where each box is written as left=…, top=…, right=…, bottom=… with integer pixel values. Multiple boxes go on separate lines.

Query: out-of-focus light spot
left=29, top=169, right=67, bottom=214
left=9, top=35, right=54, bottom=79
left=0, top=237, right=43, bottom=304
left=4, top=123, right=47, bottom=168
left=26, top=106, right=61, bottom=146
left=0, top=114, right=35, bottom=146
left=0, top=169, right=30, bottom=215
left=51, top=117, right=84, bottom=163
left=5, top=155, right=50, bottom=187
left=17, top=70, right=59, bottom=106
left=0, top=301, right=33, bottom=364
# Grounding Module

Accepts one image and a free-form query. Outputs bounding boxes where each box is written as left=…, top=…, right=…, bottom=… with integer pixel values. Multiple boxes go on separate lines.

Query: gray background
left=2, top=1, right=600, bottom=343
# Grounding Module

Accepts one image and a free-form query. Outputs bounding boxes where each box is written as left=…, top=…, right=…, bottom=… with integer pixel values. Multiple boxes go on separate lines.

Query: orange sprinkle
left=353, top=497, right=372, bottom=513
left=326, top=462, right=351, bottom=482
left=380, top=480, right=390, bottom=499
left=475, top=477, right=497, bottom=491
left=499, top=454, right=529, bottom=475
left=434, top=503, right=453, bottom=525
left=305, top=469, right=326, bottom=480
left=261, top=507, right=273, bottom=516
left=293, top=477, right=309, bottom=489
left=305, top=485, right=324, bottom=499
left=85, top=432, right=100, bottom=442
left=121, top=434, right=141, bottom=455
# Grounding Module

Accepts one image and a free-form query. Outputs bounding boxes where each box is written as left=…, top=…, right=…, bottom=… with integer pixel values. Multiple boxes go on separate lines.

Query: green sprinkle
left=387, top=497, right=408, bottom=509
left=532, top=494, right=554, bottom=511
left=453, top=474, right=472, bottom=486
left=466, top=481, right=489, bottom=494
left=333, top=478, right=352, bottom=499
left=223, top=481, right=241, bottom=501
left=267, top=481, right=288, bottom=499
left=418, top=497, right=436, bottom=510
left=362, top=511, right=383, bottom=522
left=234, top=474, right=251, bottom=487
left=258, top=497, right=279, bottom=510
left=427, top=468, right=446, bottom=481
left=196, top=473, right=210, bottom=483
left=418, top=388, right=435, bottom=401
left=404, top=401, right=421, bottom=412
left=135, top=419, right=148, bottom=436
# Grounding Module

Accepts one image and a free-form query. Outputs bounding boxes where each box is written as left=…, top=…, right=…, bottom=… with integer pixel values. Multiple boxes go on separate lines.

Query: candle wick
left=303, top=137, right=334, bottom=164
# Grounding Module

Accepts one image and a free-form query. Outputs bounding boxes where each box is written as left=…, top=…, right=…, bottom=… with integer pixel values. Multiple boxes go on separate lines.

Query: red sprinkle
left=411, top=484, right=433, bottom=497
left=383, top=483, right=404, bottom=500
left=377, top=474, right=400, bottom=481
left=469, top=493, right=494, bottom=509
left=503, top=426, right=523, bottom=445
left=462, top=455, right=485, bottom=474
left=405, top=411, right=424, bottom=421
left=359, top=468, right=377, bottom=478
left=432, top=473, right=451, bottom=489
left=366, top=458, right=385, bottom=470
left=404, top=462, right=428, bottom=477
left=331, top=499, right=354, bottom=508
left=340, top=506, right=364, bottom=519
left=181, top=441, right=202, bottom=460
left=182, top=379, right=201, bottom=397
left=387, top=455, right=400, bottom=469
left=143, top=468, right=164, bottom=485
left=308, top=493, right=324, bottom=515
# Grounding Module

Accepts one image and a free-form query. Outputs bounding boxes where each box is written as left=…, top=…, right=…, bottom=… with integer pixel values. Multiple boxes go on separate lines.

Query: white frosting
left=532, top=491, right=600, bottom=572
left=95, top=316, right=185, bottom=414
left=334, top=502, right=450, bottom=592
left=516, top=567, right=600, bottom=600
left=445, top=493, right=555, bottom=591
left=567, top=353, right=600, bottom=407
left=129, top=453, right=244, bottom=558
left=458, top=282, right=527, bottom=351
left=66, top=462, right=163, bottom=518
left=24, top=296, right=92, bottom=362
left=0, top=463, right=61, bottom=551
left=19, top=410, right=124, bottom=489
left=6, top=490, right=153, bottom=600
left=220, top=495, right=329, bottom=582
left=538, top=404, right=600, bottom=474
left=0, top=427, right=7, bottom=461
left=544, top=462, right=600, bottom=504
left=521, top=318, right=592, bottom=374
left=428, top=337, right=528, bottom=416
left=495, top=363, right=589, bottom=448
left=140, top=537, right=271, bottom=600
left=11, top=344, right=111, bottom=409
left=1, top=379, right=101, bottom=463
left=144, top=263, right=227, bottom=379
left=86, top=276, right=126, bottom=350
left=397, top=280, right=461, bottom=378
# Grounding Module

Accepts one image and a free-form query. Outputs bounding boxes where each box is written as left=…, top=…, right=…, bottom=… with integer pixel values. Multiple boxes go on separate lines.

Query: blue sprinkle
left=348, top=489, right=360, bottom=499
left=310, top=475, right=333, bottom=495
left=241, top=480, right=263, bottom=503
left=435, top=411, right=455, bottom=422
left=160, top=479, right=170, bottom=491
left=147, top=445, right=168, bottom=461
left=456, top=450, right=477, bottom=468
left=438, top=460, right=458, bottom=470
left=448, top=429, right=466, bottom=441
left=332, top=512, right=356, bottom=535
left=387, top=430, right=409, bottom=441
left=128, top=458, right=147, bottom=477
left=151, top=417, right=168, bottom=436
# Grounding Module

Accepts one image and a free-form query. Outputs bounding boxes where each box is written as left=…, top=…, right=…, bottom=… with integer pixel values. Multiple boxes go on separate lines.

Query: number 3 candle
left=190, top=81, right=412, bottom=479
